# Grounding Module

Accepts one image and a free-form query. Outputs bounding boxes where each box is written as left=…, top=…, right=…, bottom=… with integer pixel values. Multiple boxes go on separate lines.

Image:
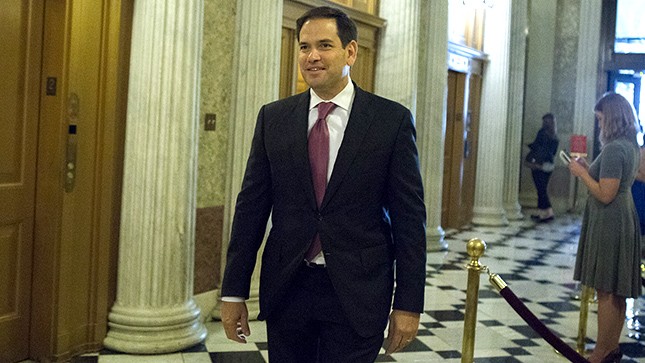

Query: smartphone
left=559, top=150, right=571, bottom=164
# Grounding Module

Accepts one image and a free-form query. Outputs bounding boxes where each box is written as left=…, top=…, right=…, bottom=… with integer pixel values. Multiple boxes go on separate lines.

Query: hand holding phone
left=559, top=150, right=571, bottom=164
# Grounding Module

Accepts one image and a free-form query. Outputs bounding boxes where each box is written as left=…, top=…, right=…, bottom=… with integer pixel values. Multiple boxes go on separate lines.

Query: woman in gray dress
left=568, top=92, right=641, bottom=363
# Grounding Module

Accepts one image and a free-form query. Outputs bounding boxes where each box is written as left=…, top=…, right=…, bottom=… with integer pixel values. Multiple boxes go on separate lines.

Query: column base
left=104, top=300, right=207, bottom=354
left=426, top=226, right=447, bottom=251
left=504, top=202, right=524, bottom=220
left=472, top=206, right=509, bottom=226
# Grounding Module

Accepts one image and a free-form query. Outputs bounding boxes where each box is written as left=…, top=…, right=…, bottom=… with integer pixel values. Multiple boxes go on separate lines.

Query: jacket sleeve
left=387, top=109, right=427, bottom=313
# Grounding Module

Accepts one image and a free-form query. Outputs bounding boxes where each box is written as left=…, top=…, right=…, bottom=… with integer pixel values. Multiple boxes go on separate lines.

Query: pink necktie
left=305, top=102, right=337, bottom=261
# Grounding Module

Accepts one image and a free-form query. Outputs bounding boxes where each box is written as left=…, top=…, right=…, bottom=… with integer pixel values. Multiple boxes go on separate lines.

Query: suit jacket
left=221, top=85, right=427, bottom=337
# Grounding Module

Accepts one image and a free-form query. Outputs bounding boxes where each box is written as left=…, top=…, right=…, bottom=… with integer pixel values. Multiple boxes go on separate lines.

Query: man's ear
left=345, top=40, right=358, bottom=66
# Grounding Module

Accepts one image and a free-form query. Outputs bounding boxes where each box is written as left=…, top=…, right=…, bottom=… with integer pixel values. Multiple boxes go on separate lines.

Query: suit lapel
left=321, top=87, right=372, bottom=209
left=290, top=92, right=319, bottom=211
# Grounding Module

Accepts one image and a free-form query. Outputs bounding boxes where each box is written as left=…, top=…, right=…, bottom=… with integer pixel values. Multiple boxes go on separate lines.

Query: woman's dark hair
left=594, top=92, right=639, bottom=146
left=542, top=113, right=558, bottom=140
left=296, top=6, right=358, bottom=48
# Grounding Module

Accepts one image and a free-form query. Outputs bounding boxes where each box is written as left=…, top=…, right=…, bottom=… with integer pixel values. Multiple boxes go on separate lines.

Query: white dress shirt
left=306, top=80, right=355, bottom=264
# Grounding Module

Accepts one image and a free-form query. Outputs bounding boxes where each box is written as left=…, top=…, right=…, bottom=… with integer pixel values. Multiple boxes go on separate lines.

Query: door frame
left=442, top=43, right=485, bottom=229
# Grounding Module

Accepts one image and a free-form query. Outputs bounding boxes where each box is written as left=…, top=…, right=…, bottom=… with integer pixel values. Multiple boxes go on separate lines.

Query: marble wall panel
left=549, top=0, right=580, bottom=202
left=194, top=0, right=236, bottom=293
left=197, top=0, right=236, bottom=208
left=551, top=0, right=580, bottom=139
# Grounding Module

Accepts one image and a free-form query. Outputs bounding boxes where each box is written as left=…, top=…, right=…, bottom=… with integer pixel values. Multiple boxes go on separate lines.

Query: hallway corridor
left=75, top=215, right=645, bottom=362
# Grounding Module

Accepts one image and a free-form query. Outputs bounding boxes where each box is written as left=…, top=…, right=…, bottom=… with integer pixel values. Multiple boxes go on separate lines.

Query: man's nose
left=308, top=49, right=321, bottom=61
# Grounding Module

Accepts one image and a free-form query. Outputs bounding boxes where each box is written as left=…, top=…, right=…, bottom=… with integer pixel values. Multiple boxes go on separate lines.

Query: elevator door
left=1, top=1, right=130, bottom=361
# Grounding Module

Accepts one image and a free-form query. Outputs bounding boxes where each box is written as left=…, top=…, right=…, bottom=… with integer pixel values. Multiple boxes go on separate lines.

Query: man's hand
left=384, top=309, right=420, bottom=355
left=221, top=301, right=251, bottom=343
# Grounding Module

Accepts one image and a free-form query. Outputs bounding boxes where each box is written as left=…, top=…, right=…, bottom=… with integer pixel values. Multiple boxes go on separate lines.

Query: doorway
left=442, top=70, right=482, bottom=229
left=592, top=70, right=645, bottom=158
left=609, top=70, right=643, bottom=132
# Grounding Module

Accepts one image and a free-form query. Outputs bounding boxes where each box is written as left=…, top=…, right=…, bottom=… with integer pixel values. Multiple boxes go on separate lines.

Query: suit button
left=316, top=213, right=323, bottom=221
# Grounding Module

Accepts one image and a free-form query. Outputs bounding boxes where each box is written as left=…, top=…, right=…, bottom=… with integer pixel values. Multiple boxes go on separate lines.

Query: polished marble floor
left=73, top=214, right=645, bottom=362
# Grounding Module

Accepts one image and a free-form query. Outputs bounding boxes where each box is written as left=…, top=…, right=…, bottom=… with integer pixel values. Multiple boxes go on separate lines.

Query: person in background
left=567, top=92, right=641, bottom=363
left=525, top=113, right=559, bottom=222
left=218, top=6, right=427, bottom=362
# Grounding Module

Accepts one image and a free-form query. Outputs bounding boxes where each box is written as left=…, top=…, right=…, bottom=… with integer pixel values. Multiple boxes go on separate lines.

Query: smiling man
left=219, top=6, right=427, bottom=362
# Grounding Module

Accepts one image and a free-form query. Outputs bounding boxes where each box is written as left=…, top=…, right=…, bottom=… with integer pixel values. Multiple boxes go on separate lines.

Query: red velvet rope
left=498, top=287, right=589, bottom=363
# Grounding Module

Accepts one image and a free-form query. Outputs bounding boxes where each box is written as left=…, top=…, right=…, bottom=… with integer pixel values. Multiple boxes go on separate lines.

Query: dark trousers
left=266, top=264, right=383, bottom=363
left=531, top=169, right=552, bottom=209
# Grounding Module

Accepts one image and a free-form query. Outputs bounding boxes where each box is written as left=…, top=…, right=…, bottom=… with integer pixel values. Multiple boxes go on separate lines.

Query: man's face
left=298, top=18, right=357, bottom=100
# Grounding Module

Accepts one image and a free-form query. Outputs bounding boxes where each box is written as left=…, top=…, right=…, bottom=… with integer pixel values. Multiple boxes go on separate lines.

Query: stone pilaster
left=570, top=0, right=601, bottom=211
left=377, top=0, right=448, bottom=250
left=211, top=0, right=282, bottom=320
left=104, top=0, right=206, bottom=353
left=472, top=0, right=512, bottom=226
left=375, top=0, right=419, bottom=115
left=503, top=0, right=528, bottom=220
left=416, top=0, right=449, bottom=250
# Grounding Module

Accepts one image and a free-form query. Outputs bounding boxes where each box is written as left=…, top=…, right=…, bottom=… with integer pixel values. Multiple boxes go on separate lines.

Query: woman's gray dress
left=574, top=138, right=642, bottom=298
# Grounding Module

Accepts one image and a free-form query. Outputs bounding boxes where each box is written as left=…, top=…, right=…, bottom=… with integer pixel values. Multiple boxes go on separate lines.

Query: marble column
left=503, top=0, right=528, bottom=220
left=570, top=0, right=601, bottom=211
left=416, top=0, right=449, bottom=250
left=211, top=0, right=282, bottom=320
left=376, top=0, right=448, bottom=251
left=472, top=0, right=512, bottom=226
left=104, top=0, right=206, bottom=353
left=375, top=0, right=419, bottom=115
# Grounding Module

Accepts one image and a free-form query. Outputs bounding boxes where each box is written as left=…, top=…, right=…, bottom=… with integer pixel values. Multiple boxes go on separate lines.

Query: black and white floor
left=74, top=214, right=645, bottom=362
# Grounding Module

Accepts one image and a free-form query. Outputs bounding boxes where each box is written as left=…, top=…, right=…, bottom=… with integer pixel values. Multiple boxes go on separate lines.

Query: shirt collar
left=309, top=78, right=355, bottom=112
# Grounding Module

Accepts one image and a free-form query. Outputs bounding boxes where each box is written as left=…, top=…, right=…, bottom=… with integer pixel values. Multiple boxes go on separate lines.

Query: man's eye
left=299, top=45, right=309, bottom=51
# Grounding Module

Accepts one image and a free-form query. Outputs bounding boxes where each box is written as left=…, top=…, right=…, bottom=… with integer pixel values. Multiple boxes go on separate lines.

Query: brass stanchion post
left=461, top=238, right=486, bottom=363
left=576, top=285, right=594, bottom=354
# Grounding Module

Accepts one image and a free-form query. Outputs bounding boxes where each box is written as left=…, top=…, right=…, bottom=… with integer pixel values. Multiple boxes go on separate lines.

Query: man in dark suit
left=220, top=6, right=426, bottom=362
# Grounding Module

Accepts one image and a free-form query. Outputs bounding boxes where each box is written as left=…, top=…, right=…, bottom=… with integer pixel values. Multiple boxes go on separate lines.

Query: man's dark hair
left=296, top=6, right=358, bottom=48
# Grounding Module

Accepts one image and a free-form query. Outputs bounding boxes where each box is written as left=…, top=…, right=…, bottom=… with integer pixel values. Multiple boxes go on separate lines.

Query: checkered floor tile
left=72, top=214, right=645, bottom=362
